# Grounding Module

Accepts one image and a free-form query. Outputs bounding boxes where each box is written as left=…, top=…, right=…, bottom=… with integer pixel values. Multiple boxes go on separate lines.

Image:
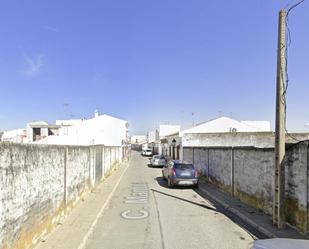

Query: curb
left=77, top=159, right=131, bottom=249
left=198, top=186, right=277, bottom=239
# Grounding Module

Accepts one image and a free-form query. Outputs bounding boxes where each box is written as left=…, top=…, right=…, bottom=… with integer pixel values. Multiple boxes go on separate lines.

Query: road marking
left=77, top=161, right=131, bottom=249
left=152, top=191, right=166, bottom=249
left=121, top=182, right=149, bottom=219
left=124, top=199, right=148, bottom=204
left=121, top=210, right=149, bottom=220
left=126, top=193, right=148, bottom=199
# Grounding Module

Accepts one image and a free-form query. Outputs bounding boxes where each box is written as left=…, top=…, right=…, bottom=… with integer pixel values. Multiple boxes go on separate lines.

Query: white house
left=159, top=125, right=181, bottom=138
left=147, top=130, right=159, bottom=143
left=130, top=135, right=147, bottom=144
left=160, top=116, right=271, bottom=160
left=160, top=131, right=182, bottom=159
left=158, top=124, right=181, bottom=155
left=147, top=129, right=160, bottom=154
left=1, top=129, right=27, bottom=143
left=36, top=112, right=128, bottom=146
left=26, top=121, right=61, bottom=143
left=56, top=119, right=83, bottom=136
left=179, top=116, right=271, bottom=136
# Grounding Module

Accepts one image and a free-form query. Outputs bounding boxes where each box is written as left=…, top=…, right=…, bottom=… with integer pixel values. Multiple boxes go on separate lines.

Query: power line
left=281, top=0, right=306, bottom=142
left=287, top=0, right=306, bottom=13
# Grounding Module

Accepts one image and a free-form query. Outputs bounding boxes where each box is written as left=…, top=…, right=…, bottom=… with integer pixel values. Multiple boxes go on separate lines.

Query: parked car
left=149, top=155, right=166, bottom=167
left=250, top=239, right=309, bottom=249
left=142, top=149, right=153, bottom=157
left=162, top=160, right=199, bottom=188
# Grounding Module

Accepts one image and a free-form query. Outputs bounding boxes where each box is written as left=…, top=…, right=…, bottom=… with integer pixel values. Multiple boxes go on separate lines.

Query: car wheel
left=193, top=183, right=199, bottom=189
left=167, top=177, right=173, bottom=188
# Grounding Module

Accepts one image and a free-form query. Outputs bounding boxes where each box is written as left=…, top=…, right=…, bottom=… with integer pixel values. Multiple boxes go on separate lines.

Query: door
left=177, top=145, right=180, bottom=160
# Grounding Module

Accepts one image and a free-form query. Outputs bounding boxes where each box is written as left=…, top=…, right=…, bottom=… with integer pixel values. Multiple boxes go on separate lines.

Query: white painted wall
left=56, top=119, right=83, bottom=126
left=180, top=117, right=271, bottom=137
left=159, top=125, right=180, bottom=138
left=131, top=135, right=147, bottom=144
left=182, top=132, right=275, bottom=148
left=142, top=143, right=148, bottom=150
left=240, top=121, right=271, bottom=131
left=36, top=114, right=128, bottom=146
left=26, top=121, right=49, bottom=143
left=1, top=129, right=26, bottom=143
left=56, top=120, right=83, bottom=136
left=148, top=130, right=159, bottom=143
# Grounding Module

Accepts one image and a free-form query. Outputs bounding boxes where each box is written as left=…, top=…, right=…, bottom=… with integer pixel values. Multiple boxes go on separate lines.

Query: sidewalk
left=198, top=180, right=309, bottom=240
left=35, top=159, right=131, bottom=249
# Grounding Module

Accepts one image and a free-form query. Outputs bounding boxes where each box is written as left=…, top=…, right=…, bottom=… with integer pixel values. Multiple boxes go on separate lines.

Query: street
left=2, top=2, right=309, bottom=249
left=83, top=152, right=255, bottom=249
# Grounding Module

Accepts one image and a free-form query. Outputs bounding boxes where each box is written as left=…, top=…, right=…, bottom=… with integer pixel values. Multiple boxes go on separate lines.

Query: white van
left=142, top=149, right=153, bottom=157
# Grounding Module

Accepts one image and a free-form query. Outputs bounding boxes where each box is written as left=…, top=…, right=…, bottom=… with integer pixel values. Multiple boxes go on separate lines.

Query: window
left=174, top=164, right=194, bottom=170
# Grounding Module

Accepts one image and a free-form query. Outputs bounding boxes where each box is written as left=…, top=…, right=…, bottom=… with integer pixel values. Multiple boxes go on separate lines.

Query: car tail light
left=172, top=168, right=176, bottom=177
left=195, top=169, right=200, bottom=178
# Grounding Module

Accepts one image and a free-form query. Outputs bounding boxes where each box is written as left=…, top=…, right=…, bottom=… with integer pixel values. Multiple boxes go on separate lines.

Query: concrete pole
left=273, top=9, right=286, bottom=228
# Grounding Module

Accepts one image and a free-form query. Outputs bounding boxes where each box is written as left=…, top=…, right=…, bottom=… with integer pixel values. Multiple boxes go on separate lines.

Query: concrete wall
left=285, top=142, right=309, bottom=232
left=0, top=143, right=124, bottom=249
left=183, top=142, right=309, bottom=233
left=182, top=132, right=309, bottom=148
left=185, top=148, right=232, bottom=191
left=183, top=132, right=275, bottom=148
left=233, top=148, right=274, bottom=214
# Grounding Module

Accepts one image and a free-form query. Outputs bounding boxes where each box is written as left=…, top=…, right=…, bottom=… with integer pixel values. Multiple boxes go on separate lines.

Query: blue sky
left=0, top=0, right=308, bottom=134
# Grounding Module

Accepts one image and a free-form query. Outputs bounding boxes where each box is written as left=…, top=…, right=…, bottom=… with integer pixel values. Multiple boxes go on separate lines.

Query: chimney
left=94, top=109, right=99, bottom=118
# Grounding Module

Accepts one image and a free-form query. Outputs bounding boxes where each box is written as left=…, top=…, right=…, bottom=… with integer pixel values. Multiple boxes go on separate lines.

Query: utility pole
left=273, top=9, right=286, bottom=228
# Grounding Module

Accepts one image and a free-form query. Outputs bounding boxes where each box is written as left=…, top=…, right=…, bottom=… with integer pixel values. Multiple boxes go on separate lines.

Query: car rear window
left=146, top=149, right=152, bottom=152
left=154, top=155, right=160, bottom=159
left=174, top=164, right=194, bottom=170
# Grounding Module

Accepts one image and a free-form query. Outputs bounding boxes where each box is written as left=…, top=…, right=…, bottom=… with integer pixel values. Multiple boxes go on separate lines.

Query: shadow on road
left=148, top=164, right=164, bottom=168
left=194, top=184, right=267, bottom=240
left=151, top=188, right=217, bottom=212
left=155, top=176, right=196, bottom=190
left=153, top=176, right=266, bottom=240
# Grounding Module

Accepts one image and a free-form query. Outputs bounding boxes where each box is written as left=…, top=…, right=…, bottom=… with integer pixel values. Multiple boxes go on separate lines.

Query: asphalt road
left=83, top=152, right=255, bottom=249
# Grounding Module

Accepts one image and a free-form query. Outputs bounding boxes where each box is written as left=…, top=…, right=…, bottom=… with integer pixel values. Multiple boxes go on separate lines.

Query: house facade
left=36, top=113, right=128, bottom=146
left=1, top=129, right=27, bottom=143
left=27, top=121, right=61, bottom=143
left=160, top=116, right=271, bottom=161
left=147, top=129, right=160, bottom=154
left=158, top=125, right=181, bottom=156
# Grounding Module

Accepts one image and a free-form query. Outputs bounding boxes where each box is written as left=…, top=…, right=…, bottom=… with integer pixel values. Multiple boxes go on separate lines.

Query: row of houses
left=137, top=116, right=272, bottom=160
left=134, top=116, right=309, bottom=233
left=0, top=110, right=129, bottom=147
